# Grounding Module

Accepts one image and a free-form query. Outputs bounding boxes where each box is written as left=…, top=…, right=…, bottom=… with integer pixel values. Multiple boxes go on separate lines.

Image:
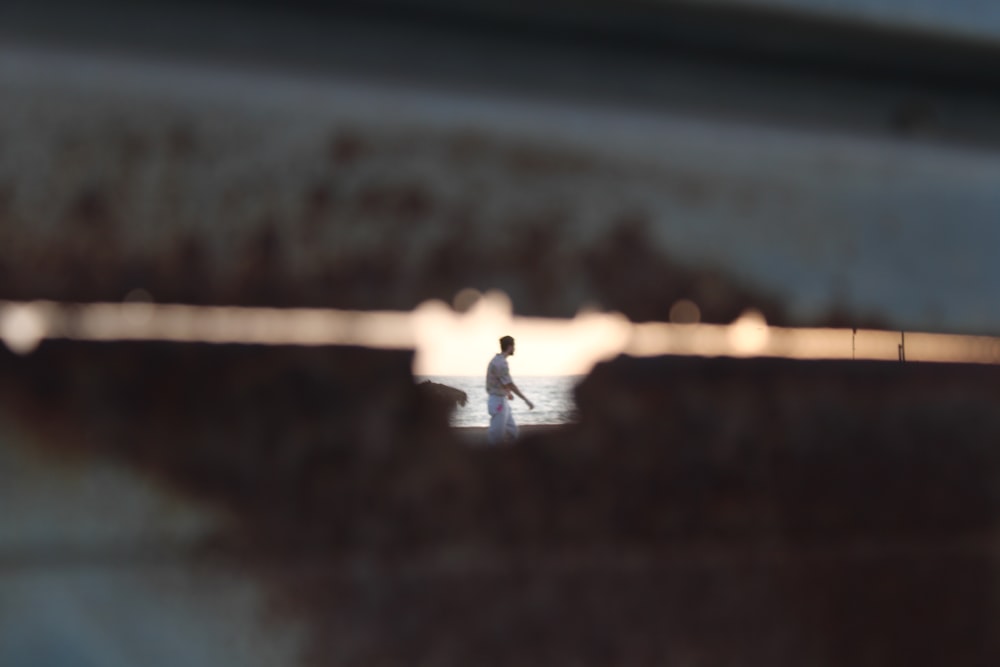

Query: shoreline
left=452, top=423, right=572, bottom=444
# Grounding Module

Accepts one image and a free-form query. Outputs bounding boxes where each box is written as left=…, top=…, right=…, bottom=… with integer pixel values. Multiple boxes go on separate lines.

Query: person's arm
left=504, top=382, right=534, bottom=410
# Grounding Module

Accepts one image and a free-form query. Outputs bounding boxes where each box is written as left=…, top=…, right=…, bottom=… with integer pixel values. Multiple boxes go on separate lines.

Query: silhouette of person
left=485, top=335, right=533, bottom=444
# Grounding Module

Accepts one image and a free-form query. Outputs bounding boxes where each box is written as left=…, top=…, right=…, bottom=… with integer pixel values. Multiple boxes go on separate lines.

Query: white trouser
left=487, top=394, right=518, bottom=444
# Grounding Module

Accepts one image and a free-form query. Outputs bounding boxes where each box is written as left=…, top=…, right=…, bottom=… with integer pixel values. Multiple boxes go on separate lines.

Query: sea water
left=418, top=375, right=583, bottom=427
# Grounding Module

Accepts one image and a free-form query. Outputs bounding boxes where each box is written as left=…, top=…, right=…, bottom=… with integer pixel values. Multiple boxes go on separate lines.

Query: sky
left=411, top=290, right=633, bottom=377
left=411, top=289, right=1000, bottom=375
left=3, top=291, right=1000, bottom=375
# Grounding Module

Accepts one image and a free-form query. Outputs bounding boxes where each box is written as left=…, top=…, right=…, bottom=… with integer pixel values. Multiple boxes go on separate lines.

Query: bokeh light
left=6, top=298, right=1000, bottom=374
left=0, top=303, right=48, bottom=355
left=669, top=299, right=701, bottom=324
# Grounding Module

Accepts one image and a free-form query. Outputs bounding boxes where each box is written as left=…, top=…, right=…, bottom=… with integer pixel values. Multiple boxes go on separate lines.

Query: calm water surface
left=418, top=375, right=582, bottom=427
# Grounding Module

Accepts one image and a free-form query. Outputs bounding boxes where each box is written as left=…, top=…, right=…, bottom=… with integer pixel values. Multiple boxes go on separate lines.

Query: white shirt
left=485, top=353, right=513, bottom=396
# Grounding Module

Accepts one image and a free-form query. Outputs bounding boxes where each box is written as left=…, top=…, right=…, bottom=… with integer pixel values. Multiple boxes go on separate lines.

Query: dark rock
left=417, top=379, right=469, bottom=414
left=4, top=345, right=1000, bottom=665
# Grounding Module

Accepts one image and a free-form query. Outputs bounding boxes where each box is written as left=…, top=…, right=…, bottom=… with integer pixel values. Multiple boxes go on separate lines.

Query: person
left=485, top=335, right=533, bottom=444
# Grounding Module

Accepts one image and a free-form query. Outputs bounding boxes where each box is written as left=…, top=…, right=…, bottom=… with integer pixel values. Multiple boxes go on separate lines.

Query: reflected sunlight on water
left=419, top=375, right=581, bottom=427
left=4, top=297, right=1000, bottom=374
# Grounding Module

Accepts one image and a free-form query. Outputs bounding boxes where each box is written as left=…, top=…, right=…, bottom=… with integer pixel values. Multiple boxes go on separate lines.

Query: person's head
left=499, top=335, right=515, bottom=355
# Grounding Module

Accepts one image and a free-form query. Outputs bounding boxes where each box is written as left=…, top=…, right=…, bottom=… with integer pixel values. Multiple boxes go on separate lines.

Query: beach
left=452, top=423, right=572, bottom=445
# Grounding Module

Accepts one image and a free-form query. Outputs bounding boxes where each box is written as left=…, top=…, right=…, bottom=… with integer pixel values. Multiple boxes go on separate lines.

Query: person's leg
left=506, top=404, right=518, bottom=442
left=487, top=395, right=505, bottom=445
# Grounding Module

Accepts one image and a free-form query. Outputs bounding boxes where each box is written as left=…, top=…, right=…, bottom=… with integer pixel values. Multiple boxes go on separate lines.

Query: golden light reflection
left=69, top=302, right=414, bottom=348
left=0, top=302, right=49, bottom=355
left=4, top=297, right=1000, bottom=374
left=727, top=309, right=770, bottom=356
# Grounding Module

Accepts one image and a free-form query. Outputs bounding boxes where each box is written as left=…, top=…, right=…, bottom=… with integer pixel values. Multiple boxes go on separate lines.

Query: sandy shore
left=452, top=423, right=572, bottom=445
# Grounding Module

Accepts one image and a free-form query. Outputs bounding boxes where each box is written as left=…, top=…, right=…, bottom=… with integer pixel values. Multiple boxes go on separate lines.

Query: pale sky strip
left=3, top=295, right=1000, bottom=376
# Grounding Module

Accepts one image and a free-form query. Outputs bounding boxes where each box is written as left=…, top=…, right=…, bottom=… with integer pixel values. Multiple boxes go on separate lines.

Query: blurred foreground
left=4, top=1, right=1000, bottom=665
